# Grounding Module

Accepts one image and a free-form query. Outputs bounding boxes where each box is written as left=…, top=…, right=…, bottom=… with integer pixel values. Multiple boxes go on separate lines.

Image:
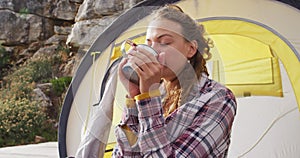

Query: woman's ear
left=186, top=40, right=198, bottom=58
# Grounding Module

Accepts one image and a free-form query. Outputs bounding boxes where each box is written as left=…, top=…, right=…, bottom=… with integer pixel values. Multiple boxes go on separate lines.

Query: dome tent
left=58, top=0, right=300, bottom=157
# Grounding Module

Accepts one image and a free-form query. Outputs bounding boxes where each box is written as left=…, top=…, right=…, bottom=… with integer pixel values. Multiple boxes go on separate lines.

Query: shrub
left=1, top=66, right=34, bottom=100
left=0, top=50, right=72, bottom=147
left=19, top=8, right=29, bottom=18
left=0, top=58, right=58, bottom=147
left=29, top=60, right=53, bottom=83
left=51, top=76, right=72, bottom=96
left=0, top=45, right=10, bottom=78
left=1, top=59, right=53, bottom=100
left=0, top=98, right=57, bottom=147
left=0, top=45, right=9, bottom=68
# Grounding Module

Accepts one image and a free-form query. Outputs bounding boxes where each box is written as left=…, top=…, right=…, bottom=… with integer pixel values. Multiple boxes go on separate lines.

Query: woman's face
left=146, top=18, right=197, bottom=81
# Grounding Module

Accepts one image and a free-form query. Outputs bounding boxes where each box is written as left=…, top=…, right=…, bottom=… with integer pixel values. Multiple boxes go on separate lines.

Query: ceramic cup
left=121, top=40, right=158, bottom=85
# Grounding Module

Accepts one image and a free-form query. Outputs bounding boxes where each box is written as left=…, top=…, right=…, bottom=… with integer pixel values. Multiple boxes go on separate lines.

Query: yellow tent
left=58, top=0, right=300, bottom=157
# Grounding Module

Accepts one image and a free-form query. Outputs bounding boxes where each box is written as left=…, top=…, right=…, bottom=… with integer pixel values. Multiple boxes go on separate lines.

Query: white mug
left=121, top=39, right=158, bottom=85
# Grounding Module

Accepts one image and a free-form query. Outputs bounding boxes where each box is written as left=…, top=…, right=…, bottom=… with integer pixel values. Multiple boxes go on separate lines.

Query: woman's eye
left=160, top=42, right=170, bottom=46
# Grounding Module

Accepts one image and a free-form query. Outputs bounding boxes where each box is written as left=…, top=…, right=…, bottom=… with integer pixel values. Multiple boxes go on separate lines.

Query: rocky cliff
left=1, top=0, right=141, bottom=76
left=0, top=0, right=142, bottom=146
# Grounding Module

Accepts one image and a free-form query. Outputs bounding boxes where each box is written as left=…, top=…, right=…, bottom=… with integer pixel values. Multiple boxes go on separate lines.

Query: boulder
left=52, top=0, right=79, bottom=20
left=33, top=87, right=53, bottom=107
left=75, top=0, right=123, bottom=21
left=45, top=34, right=68, bottom=46
left=54, top=25, right=72, bottom=35
left=0, top=10, right=29, bottom=45
left=32, top=45, right=58, bottom=60
left=0, top=10, right=54, bottom=45
left=66, top=16, right=117, bottom=48
left=0, top=0, right=79, bottom=20
left=0, top=0, right=14, bottom=10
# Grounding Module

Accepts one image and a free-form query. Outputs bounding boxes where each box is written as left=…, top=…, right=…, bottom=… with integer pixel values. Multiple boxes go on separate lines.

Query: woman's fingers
left=127, top=53, right=151, bottom=68
left=136, top=45, right=158, bottom=62
left=124, top=45, right=162, bottom=93
left=128, top=54, right=160, bottom=75
left=128, top=46, right=159, bottom=64
left=118, top=58, right=140, bottom=97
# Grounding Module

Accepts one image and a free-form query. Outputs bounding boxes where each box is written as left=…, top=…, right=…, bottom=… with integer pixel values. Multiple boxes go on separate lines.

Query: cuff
left=134, top=89, right=161, bottom=101
left=120, top=97, right=138, bottom=126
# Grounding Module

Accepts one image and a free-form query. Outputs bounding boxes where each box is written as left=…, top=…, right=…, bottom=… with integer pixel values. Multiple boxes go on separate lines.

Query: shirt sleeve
left=134, top=91, right=171, bottom=156
left=113, top=97, right=141, bottom=157
left=119, top=97, right=139, bottom=133
left=113, top=88, right=237, bottom=157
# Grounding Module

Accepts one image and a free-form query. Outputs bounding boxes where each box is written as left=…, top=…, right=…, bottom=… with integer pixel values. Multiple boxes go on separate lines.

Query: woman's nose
left=150, top=42, right=161, bottom=54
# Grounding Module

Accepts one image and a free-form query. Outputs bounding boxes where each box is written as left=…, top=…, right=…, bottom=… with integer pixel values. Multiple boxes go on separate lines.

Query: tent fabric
left=58, top=0, right=300, bottom=157
left=201, top=19, right=285, bottom=97
left=200, top=17, right=299, bottom=102
left=75, top=62, right=118, bottom=158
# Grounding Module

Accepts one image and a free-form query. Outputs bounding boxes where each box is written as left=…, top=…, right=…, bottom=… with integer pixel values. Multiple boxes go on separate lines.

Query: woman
left=113, top=5, right=237, bottom=157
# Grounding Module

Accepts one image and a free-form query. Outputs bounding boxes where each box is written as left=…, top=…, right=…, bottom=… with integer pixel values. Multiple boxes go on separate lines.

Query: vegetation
left=1, top=59, right=53, bottom=100
left=0, top=52, right=71, bottom=147
left=51, top=76, right=72, bottom=96
left=0, top=3, right=75, bottom=149
left=19, top=8, right=30, bottom=18
left=0, top=45, right=10, bottom=79
left=0, top=98, right=56, bottom=147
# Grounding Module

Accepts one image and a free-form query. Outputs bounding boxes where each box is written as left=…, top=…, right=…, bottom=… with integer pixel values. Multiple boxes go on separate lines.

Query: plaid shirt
left=113, top=74, right=237, bottom=157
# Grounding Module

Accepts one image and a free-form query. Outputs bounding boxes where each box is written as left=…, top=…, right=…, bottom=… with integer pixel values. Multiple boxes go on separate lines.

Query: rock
left=0, top=10, right=29, bottom=45
left=54, top=25, right=72, bottom=35
left=45, top=34, right=68, bottom=45
left=52, top=0, right=79, bottom=20
left=123, top=0, right=143, bottom=9
left=37, top=83, right=52, bottom=94
left=26, top=14, right=44, bottom=42
left=38, top=17, right=55, bottom=41
left=35, top=135, right=46, bottom=143
left=25, top=14, right=54, bottom=42
left=0, top=0, right=46, bottom=17
left=33, top=87, right=53, bottom=107
left=32, top=45, right=58, bottom=60
left=43, top=0, right=59, bottom=18
left=0, top=10, right=54, bottom=45
left=75, top=0, right=123, bottom=21
left=69, top=48, right=86, bottom=76
left=27, top=41, right=43, bottom=52
left=15, top=0, right=45, bottom=17
left=63, top=57, right=76, bottom=76
left=0, top=0, right=14, bottom=10
left=66, top=16, right=117, bottom=48
left=19, top=42, right=43, bottom=59
left=0, top=0, right=78, bottom=20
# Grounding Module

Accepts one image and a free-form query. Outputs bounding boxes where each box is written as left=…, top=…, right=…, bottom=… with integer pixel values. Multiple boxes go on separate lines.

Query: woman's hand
left=118, top=57, right=140, bottom=98
left=128, top=45, right=162, bottom=93
left=118, top=45, right=163, bottom=97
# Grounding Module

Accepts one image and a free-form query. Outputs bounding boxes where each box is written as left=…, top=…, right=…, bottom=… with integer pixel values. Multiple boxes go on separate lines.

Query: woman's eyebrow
left=146, top=33, right=174, bottom=42
left=157, top=34, right=174, bottom=40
